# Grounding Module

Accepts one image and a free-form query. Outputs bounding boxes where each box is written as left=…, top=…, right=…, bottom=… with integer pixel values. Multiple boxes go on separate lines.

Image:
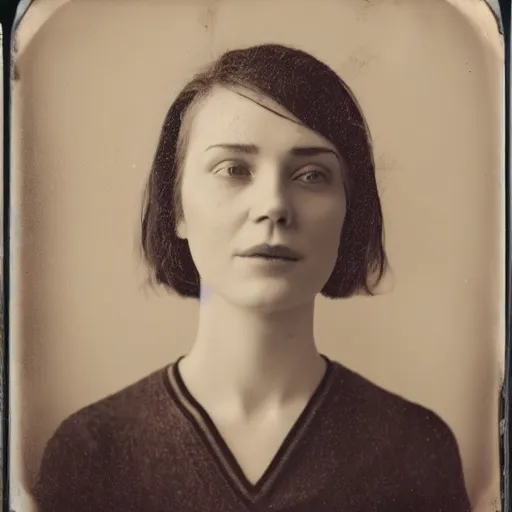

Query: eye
left=296, top=169, right=329, bottom=184
left=214, top=162, right=252, bottom=178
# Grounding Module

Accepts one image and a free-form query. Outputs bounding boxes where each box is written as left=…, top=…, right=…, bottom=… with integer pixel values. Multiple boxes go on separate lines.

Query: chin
left=226, top=280, right=316, bottom=313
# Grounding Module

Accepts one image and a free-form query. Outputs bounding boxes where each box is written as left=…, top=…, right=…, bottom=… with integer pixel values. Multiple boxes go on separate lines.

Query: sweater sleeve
left=416, top=436, right=472, bottom=511
left=34, top=415, right=113, bottom=512
left=399, top=408, right=473, bottom=512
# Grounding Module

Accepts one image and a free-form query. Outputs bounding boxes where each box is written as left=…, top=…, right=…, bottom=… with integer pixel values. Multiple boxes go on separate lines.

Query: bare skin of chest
left=210, top=402, right=308, bottom=484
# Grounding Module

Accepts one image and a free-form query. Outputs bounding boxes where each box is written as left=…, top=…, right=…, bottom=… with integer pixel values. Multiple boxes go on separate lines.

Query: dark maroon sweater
left=35, top=357, right=471, bottom=511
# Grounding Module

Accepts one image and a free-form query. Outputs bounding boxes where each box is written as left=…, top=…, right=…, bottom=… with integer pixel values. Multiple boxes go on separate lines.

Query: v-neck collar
left=163, top=355, right=336, bottom=507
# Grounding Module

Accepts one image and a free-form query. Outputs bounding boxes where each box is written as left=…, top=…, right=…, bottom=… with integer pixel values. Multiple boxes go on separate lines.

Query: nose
left=249, top=175, right=293, bottom=228
left=255, top=205, right=290, bottom=227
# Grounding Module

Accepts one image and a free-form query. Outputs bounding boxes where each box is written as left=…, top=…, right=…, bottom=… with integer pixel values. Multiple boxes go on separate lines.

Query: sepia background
left=10, top=0, right=504, bottom=510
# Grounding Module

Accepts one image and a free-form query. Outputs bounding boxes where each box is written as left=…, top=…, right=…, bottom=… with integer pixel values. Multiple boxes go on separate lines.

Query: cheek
left=181, top=176, right=214, bottom=226
left=306, top=199, right=346, bottom=247
left=180, top=185, right=237, bottom=260
left=311, top=205, right=345, bottom=279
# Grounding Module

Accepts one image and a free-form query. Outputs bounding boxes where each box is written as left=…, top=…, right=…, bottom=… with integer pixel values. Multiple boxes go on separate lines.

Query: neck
left=179, top=293, right=326, bottom=417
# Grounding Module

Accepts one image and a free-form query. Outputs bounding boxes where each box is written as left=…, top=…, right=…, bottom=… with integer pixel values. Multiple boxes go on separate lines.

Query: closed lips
left=239, top=244, right=302, bottom=260
left=248, top=253, right=297, bottom=261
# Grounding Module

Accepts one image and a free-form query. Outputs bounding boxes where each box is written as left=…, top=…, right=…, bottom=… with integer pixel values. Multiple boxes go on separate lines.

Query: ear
left=176, top=217, right=187, bottom=240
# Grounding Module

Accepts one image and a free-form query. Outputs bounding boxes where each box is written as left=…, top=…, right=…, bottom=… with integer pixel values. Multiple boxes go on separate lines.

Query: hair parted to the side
left=141, top=43, right=388, bottom=299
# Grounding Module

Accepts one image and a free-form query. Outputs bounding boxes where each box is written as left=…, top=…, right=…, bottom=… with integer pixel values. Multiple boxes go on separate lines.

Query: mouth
left=238, top=244, right=303, bottom=261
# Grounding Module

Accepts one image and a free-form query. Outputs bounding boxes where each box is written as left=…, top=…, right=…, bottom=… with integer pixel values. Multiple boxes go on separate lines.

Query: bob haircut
left=141, top=43, right=387, bottom=299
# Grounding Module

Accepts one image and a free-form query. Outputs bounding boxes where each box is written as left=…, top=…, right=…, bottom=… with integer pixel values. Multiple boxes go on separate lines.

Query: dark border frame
left=500, top=0, right=511, bottom=510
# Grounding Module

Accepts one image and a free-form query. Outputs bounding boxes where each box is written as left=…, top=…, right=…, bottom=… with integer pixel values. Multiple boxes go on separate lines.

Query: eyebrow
left=205, top=143, right=340, bottom=160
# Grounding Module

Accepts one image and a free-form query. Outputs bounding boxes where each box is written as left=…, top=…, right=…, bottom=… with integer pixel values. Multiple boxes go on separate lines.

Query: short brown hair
left=141, top=44, right=387, bottom=299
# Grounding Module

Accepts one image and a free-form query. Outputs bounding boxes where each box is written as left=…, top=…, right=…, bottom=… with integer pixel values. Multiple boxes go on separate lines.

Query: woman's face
left=177, top=85, right=347, bottom=312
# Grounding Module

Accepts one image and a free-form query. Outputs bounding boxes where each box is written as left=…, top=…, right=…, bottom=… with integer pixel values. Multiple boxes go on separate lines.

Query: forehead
left=185, top=85, right=338, bottom=154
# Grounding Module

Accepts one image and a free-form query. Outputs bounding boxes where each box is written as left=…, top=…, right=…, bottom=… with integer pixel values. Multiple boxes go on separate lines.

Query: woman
left=35, top=44, right=471, bottom=511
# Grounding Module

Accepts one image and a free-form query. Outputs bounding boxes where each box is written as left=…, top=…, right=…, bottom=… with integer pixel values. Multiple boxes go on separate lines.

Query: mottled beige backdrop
left=10, top=0, right=504, bottom=511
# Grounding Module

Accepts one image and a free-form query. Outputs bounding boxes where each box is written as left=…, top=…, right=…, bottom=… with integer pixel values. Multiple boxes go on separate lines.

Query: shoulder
left=51, top=366, right=169, bottom=442
left=329, top=360, right=460, bottom=444
left=328, top=361, right=471, bottom=509
left=35, top=366, right=171, bottom=511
